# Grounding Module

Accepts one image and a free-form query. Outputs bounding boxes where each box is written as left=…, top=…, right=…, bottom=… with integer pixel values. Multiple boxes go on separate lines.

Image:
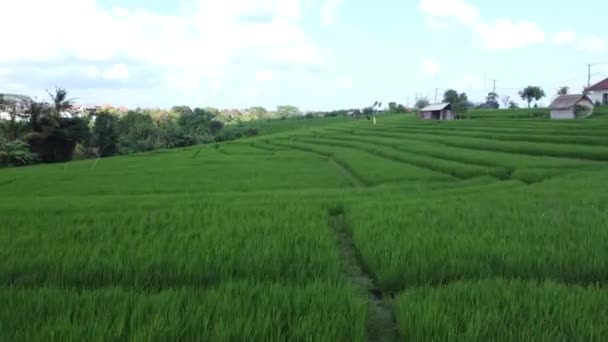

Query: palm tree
left=47, top=87, right=75, bottom=115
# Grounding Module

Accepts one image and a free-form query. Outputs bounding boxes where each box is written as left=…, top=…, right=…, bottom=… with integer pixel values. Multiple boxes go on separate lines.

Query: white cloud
left=0, top=0, right=330, bottom=103
left=418, top=0, right=545, bottom=50
left=417, top=0, right=479, bottom=25
left=335, top=76, right=353, bottom=89
left=550, top=30, right=607, bottom=52
left=102, top=64, right=130, bottom=80
left=320, top=0, right=344, bottom=25
left=552, top=30, right=575, bottom=45
left=476, top=20, right=545, bottom=50
left=579, top=35, right=608, bottom=52
left=422, top=59, right=440, bottom=76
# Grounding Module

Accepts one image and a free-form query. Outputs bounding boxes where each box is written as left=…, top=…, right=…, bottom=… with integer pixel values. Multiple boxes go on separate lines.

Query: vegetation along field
left=2, top=110, right=608, bottom=341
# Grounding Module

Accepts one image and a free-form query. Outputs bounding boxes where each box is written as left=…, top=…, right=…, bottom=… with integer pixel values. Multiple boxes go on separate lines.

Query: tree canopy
left=519, top=86, right=546, bottom=108
left=443, top=89, right=469, bottom=115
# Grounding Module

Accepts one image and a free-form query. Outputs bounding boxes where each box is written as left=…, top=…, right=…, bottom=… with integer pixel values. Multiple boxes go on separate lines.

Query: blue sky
left=1, top=0, right=607, bottom=110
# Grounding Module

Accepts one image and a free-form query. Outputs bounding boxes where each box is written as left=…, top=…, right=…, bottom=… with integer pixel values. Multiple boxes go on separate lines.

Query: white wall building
left=549, top=94, right=594, bottom=120
left=586, top=78, right=608, bottom=105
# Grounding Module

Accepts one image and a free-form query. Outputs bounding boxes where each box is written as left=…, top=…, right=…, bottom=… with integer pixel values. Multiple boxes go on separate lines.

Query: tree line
left=1, top=89, right=410, bottom=168
left=413, top=85, right=553, bottom=115
left=0, top=89, right=292, bottom=167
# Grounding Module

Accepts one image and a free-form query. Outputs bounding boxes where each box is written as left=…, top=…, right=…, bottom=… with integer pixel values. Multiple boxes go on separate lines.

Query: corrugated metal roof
left=586, top=78, right=608, bottom=92
left=420, top=103, right=451, bottom=111
left=549, top=94, right=592, bottom=109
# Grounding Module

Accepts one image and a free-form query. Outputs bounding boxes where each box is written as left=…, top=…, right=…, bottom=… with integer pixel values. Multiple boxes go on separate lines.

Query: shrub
left=0, top=138, right=37, bottom=167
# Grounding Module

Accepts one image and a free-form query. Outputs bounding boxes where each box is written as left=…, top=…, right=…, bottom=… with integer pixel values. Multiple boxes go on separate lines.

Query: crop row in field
left=397, top=279, right=608, bottom=341
left=292, top=136, right=512, bottom=180
left=338, top=126, right=608, bottom=161
left=1, top=282, right=366, bottom=341
left=347, top=169, right=608, bottom=292
left=361, top=124, right=608, bottom=145
left=314, top=132, right=602, bottom=183
left=1, top=204, right=344, bottom=289
left=270, top=138, right=457, bottom=186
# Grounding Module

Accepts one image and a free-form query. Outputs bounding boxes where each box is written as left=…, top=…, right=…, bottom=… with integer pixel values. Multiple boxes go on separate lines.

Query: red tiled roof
left=586, top=78, right=608, bottom=91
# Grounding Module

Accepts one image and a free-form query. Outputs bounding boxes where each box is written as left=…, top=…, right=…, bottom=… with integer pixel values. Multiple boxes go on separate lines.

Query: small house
left=585, top=78, right=608, bottom=105
left=549, top=94, right=594, bottom=120
left=420, top=103, right=454, bottom=120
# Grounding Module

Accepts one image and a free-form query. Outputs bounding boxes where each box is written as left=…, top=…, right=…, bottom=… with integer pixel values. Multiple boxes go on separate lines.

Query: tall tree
left=518, top=86, right=546, bottom=108
left=415, top=97, right=430, bottom=110
left=92, top=111, right=120, bottom=157
left=443, top=89, right=469, bottom=115
left=47, top=87, right=75, bottom=115
left=485, top=92, right=500, bottom=109
left=117, top=111, right=158, bottom=153
left=388, top=102, right=398, bottom=112
left=275, top=105, right=301, bottom=119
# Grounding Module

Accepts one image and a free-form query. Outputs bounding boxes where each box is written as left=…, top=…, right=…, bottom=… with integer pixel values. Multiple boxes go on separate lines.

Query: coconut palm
left=47, top=87, right=76, bottom=115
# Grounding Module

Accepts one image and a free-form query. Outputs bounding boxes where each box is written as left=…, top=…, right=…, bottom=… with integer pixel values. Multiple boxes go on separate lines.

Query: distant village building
left=419, top=103, right=454, bottom=120
left=549, top=94, right=594, bottom=120
left=585, top=78, right=608, bottom=105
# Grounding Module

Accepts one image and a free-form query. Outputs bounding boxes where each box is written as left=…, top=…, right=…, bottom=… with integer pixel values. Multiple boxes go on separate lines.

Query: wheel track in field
left=268, top=140, right=368, bottom=187
left=328, top=206, right=399, bottom=342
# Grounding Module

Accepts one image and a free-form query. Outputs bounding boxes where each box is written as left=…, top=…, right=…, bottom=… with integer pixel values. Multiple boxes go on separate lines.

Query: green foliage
left=415, top=97, right=430, bottom=110
left=170, top=105, right=193, bottom=117
left=397, top=279, right=608, bottom=341
left=214, top=125, right=259, bottom=142
left=208, top=120, right=224, bottom=135
left=117, top=111, right=158, bottom=153
left=47, top=87, right=75, bottom=114
left=484, top=92, right=500, bottom=109
left=157, top=118, right=198, bottom=149
left=92, top=111, right=120, bottom=157
left=387, top=102, right=407, bottom=113
left=574, top=104, right=592, bottom=118
left=275, top=105, right=301, bottom=119
left=519, top=86, right=546, bottom=108
left=443, top=89, right=469, bottom=114
left=246, top=106, right=269, bottom=120
left=0, top=138, right=37, bottom=167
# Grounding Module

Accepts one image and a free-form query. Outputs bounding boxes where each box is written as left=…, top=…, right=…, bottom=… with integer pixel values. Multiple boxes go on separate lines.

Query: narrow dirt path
left=328, top=159, right=365, bottom=188
left=269, top=140, right=368, bottom=187
left=328, top=207, right=399, bottom=342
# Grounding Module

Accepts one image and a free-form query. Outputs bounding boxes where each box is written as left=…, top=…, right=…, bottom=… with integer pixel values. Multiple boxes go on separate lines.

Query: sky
left=1, top=0, right=608, bottom=110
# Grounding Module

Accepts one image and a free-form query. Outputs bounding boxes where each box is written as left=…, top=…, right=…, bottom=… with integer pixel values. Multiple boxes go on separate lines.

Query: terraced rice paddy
left=2, top=111, right=608, bottom=340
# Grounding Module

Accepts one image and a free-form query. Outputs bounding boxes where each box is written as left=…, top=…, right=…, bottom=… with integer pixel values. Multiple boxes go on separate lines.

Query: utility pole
left=488, top=79, right=497, bottom=93
left=435, top=88, right=438, bottom=103
left=587, top=64, right=593, bottom=87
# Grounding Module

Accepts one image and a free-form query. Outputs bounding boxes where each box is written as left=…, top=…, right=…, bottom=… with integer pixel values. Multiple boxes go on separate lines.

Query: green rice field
left=2, top=110, right=608, bottom=341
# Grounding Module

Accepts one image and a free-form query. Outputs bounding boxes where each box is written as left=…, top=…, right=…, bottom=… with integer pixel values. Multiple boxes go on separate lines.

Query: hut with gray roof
left=549, top=94, right=594, bottom=120
left=419, top=103, right=454, bottom=120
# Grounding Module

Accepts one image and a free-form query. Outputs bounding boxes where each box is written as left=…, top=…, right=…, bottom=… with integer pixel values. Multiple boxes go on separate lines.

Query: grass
left=396, top=279, right=608, bottom=341
left=1, top=282, right=366, bottom=341
left=2, top=110, right=608, bottom=340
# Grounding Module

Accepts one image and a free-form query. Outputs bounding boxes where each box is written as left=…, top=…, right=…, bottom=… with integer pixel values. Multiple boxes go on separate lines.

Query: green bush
left=0, top=139, right=37, bottom=167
